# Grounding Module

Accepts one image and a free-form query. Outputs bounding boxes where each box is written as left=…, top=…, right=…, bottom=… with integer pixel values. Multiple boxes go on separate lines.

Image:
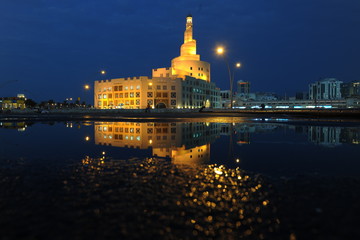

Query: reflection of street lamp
left=216, top=46, right=242, bottom=109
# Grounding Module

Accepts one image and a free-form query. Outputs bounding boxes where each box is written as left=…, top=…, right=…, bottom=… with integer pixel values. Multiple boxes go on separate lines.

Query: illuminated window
left=147, top=92, right=153, bottom=98
left=125, top=86, right=128, bottom=90
left=103, top=94, right=107, bottom=99
left=130, top=86, right=134, bottom=90
left=136, top=85, right=140, bottom=89
left=98, top=94, right=102, bottom=99
left=136, top=99, right=140, bottom=105
left=136, top=136, right=140, bottom=141
left=130, top=92, right=134, bottom=98
left=130, top=128, right=134, bottom=133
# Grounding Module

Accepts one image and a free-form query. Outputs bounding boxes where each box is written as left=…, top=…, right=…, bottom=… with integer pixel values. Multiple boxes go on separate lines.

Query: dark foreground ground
left=1, top=157, right=359, bottom=239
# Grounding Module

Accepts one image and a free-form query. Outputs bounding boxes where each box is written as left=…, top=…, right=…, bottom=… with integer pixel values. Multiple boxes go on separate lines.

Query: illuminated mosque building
left=94, top=15, right=220, bottom=109
left=94, top=122, right=221, bottom=165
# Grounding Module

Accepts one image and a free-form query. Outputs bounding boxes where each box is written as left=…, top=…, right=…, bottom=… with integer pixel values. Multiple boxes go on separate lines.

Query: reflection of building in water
left=308, top=126, right=342, bottom=147
left=0, top=122, right=27, bottom=131
left=308, top=126, right=360, bottom=146
left=94, top=122, right=221, bottom=165
left=341, top=128, right=360, bottom=145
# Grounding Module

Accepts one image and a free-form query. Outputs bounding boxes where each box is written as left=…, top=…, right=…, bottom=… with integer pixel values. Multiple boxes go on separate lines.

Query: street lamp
left=100, top=70, right=106, bottom=75
left=84, top=84, right=90, bottom=90
left=216, top=46, right=241, bottom=109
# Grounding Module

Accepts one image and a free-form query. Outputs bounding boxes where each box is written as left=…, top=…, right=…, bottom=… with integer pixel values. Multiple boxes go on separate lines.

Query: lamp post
left=216, top=47, right=241, bottom=109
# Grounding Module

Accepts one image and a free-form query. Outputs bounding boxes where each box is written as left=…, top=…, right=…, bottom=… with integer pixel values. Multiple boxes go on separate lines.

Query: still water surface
left=1, top=117, right=360, bottom=239
left=1, top=118, right=359, bottom=177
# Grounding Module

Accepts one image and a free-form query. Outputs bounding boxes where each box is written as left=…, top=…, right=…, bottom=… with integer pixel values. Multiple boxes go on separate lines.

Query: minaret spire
left=184, top=14, right=193, bottom=43
left=180, top=15, right=197, bottom=56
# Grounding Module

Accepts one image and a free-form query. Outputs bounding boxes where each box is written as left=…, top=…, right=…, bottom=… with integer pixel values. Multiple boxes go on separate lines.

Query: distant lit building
left=237, top=80, right=250, bottom=95
left=309, top=78, right=342, bottom=100
left=94, top=15, right=220, bottom=109
left=341, top=80, right=360, bottom=98
left=255, top=92, right=278, bottom=101
left=0, top=94, right=26, bottom=110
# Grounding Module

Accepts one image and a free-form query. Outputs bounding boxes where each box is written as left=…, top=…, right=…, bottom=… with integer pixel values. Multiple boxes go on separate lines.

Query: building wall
left=0, top=97, right=26, bottom=110
left=309, top=78, right=343, bottom=100
left=94, top=76, right=182, bottom=109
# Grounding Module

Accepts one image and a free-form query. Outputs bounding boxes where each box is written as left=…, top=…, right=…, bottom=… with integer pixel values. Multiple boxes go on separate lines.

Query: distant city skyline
left=1, top=0, right=360, bottom=103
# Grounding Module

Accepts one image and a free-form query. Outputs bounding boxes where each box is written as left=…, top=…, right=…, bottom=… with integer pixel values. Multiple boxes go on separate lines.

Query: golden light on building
left=94, top=15, right=221, bottom=109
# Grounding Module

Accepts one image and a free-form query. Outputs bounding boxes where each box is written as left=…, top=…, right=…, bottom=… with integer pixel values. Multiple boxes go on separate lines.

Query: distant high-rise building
left=94, top=15, right=220, bottom=109
left=309, top=78, right=342, bottom=100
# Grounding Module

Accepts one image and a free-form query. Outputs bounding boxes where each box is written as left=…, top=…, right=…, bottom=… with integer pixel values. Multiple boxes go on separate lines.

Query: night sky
left=1, top=0, right=359, bottom=103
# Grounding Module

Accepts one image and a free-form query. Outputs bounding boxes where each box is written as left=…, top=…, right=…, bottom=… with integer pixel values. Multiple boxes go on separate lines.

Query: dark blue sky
left=1, top=0, right=359, bottom=103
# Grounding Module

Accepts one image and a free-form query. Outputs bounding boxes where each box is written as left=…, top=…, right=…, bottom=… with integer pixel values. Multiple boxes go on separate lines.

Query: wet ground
left=1, top=156, right=359, bottom=240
